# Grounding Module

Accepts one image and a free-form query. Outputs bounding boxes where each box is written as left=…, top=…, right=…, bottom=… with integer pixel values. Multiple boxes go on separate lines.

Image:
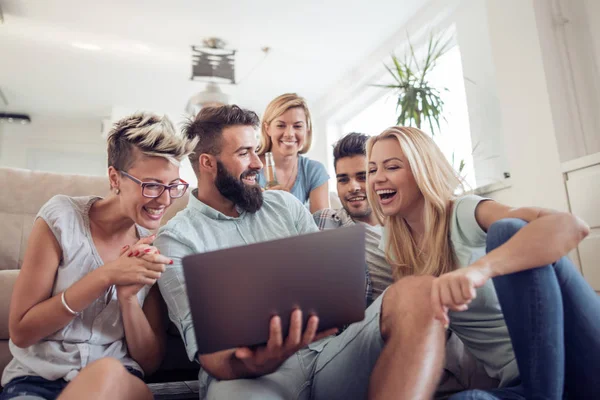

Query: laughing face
left=116, top=153, right=183, bottom=230
left=265, top=107, right=308, bottom=156
left=368, top=138, right=424, bottom=218
left=336, top=155, right=372, bottom=222
left=215, top=125, right=264, bottom=213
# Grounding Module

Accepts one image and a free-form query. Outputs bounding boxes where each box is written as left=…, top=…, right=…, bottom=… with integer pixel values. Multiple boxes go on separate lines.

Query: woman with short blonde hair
left=1, top=112, right=197, bottom=400
left=257, top=93, right=329, bottom=213
left=366, top=126, right=600, bottom=399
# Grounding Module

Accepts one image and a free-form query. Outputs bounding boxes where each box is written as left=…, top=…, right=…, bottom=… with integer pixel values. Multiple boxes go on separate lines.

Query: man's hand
left=431, top=264, right=491, bottom=327
left=233, top=309, right=338, bottom=376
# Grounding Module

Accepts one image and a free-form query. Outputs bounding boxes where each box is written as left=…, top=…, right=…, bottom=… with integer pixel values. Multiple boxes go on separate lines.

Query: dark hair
left=183, top=105, right=260, bottom=175
left=332, top=132, right=370, bottom=170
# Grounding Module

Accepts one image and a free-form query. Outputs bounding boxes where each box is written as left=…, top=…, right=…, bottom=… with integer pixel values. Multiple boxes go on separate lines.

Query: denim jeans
left=0, top=367, right=143, bottom=400
left=451, top=218, right=600, bottom=400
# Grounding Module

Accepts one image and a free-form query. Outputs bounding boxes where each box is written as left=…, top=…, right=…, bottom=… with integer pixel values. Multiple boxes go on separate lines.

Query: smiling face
left=368, top=138, right=424, bottom=218
left=213, top=125, right=264, bottom=212
left=111, top=151, right=183, bottom=230
left=336, top=155, right=372, bottom=222
left=265, top=107, right=308, bottom=157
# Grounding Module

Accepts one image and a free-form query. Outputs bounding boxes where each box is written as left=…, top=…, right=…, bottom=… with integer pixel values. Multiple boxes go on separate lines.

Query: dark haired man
left=156, top=107, right=458, bottom=400
left=314, top=132, right=498, bottom=399
left=314, top=132, right=391, bottom=304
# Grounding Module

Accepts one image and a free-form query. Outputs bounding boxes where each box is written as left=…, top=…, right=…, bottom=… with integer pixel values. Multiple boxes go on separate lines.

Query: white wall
left=533, top=0, right=600, bottom=162
left=0, top=116, right=106, bottom=176
left=586, top=0, right=600, bottom=73
left=477, top=0, right=569, bottom=211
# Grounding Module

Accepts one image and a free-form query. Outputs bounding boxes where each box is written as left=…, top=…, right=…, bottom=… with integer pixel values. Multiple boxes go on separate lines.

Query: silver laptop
left=182, top=224, right=367, bottom=355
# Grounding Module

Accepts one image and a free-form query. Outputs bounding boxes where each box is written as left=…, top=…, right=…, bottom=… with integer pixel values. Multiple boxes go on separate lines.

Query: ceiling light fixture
left=190, top=37, right=236, bottom=84
left=0, top=112, right=31, bottom=125
left=185, top=82, right=231, bottom=116
left=185, top=37, right=236, bottom=116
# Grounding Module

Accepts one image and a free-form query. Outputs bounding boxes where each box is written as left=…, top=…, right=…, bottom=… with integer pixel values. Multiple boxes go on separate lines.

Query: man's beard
left=215, top=161, right=264, bottom=213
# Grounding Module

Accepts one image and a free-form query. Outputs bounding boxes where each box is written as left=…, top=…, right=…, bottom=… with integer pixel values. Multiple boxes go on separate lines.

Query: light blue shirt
left=155, top=190, right=319, bottom=362
left=257, top=155, right=329, bottom=204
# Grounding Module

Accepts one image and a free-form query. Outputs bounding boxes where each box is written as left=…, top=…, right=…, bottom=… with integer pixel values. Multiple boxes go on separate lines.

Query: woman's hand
left=431, top=263, right=491, bottom=327
left=101, top=236, right=171, bottom=299
left=114, top=236, right=172, bottom=302
left=115, top=241, right=158, bottom=302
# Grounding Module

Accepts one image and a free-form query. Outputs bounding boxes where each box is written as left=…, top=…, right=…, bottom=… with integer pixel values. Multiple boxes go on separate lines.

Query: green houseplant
left=378, top=32, right=471, bottom=175
left=378, top=32, right=452, bottom=136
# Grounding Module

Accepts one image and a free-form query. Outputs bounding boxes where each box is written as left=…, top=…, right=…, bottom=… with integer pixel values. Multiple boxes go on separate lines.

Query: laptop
left=182, top=224, right=367, bottom=355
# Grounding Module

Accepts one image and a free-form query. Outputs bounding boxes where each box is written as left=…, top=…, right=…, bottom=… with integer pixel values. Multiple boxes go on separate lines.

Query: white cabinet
left=564, top=153, right=600, bottom=290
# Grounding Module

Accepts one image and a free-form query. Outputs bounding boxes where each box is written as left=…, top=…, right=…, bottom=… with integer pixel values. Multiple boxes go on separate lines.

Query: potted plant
left=377, top=32, right=452, bottom=136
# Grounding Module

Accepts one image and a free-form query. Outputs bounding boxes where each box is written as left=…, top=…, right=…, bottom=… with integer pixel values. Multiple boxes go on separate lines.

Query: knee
left=380, top=276, right=437, bottom=340
left=486, top=218, right=527, bottom=250
left=84, top=357, right=129, bottom=383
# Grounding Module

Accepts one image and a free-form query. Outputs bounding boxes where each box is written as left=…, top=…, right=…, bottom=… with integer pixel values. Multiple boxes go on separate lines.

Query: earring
left=115, top=188, right=121, bottom=195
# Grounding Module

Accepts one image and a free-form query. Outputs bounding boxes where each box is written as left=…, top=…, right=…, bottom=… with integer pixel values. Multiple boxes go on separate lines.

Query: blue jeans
left=451, top=218, right=600, bottom=400
left=0, top=368, right=143, bottom=400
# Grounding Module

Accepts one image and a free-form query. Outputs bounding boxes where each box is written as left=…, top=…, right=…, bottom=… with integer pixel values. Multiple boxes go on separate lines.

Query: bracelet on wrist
left=61, top=290, right=80, bottom=316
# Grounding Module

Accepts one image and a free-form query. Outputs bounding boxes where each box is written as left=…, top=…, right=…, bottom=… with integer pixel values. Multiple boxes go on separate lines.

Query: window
left=340, top=44, right=477, bottom=189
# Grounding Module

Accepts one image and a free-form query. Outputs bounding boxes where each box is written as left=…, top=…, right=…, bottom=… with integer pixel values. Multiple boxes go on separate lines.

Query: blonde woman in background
left=366, top=126, right=600, bottom=399
left=1, top=113, right=196, bottom=400
left=257, top=93, right=330, bottom=213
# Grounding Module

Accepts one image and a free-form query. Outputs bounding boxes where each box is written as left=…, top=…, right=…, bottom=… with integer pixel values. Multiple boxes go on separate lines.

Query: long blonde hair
left=366, top=127, right=463, bottom=279
left=257, top=93, right=313, bottom=156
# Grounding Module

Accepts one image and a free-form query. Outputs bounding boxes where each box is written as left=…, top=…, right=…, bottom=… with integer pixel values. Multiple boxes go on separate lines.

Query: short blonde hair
left=366, top=126, right=463, bottom=279
left=257, top=93, right=313, bottom=156
left=107, top=112, right=197, bottom=170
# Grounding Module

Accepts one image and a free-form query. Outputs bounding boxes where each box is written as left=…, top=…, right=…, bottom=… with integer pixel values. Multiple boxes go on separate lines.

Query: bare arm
left=10, top=220, right=165, bottom=348
left=309, top=182, right=330, bottom=214
left=119, top=284, right=167, bottom=374
left=474, top=201, right=589, bottom=277
left=10, top=219, right=113, bottom=347
left=198, top=349, right=246, bottom=380
left=198, top=311, right=337, bottom=380
left=431, top=200, right=589, bottom=324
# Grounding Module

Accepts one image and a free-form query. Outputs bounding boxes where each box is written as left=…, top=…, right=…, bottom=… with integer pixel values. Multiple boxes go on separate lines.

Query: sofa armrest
left=0, top=270, right=19, bottom=340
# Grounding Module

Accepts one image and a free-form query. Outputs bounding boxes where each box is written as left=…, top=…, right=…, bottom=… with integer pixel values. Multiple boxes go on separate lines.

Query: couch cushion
left=0, top=340, right=11, bottom=384
left=0, top=214, right=23, bottom=272
left=0, top=168, right=108, bottom=271
left=0, top=270, right=19, bottom=340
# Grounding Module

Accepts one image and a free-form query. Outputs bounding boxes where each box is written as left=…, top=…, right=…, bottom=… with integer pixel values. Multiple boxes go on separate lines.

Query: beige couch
left=0, top=167, right=197, bottom=385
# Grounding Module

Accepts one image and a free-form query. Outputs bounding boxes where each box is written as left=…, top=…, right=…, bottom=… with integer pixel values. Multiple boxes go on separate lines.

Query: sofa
left=0, top=167, right=199, bottom=396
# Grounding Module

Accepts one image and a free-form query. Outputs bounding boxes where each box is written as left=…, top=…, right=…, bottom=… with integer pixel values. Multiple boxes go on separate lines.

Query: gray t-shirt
left=1, top=195, right=151, bottom=385
left=380, top=195, right=518, bottom=387
left=448, top=194, right=518, bottom=387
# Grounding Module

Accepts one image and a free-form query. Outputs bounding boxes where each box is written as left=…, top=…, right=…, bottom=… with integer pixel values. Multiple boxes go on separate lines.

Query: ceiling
left=0, top=0, right=424, bottom=120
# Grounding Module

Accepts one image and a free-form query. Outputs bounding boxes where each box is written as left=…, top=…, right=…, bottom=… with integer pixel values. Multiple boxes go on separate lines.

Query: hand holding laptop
left=233, top=309, right=339, bottom=376
left=183, top=225, right=367, bottom=355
